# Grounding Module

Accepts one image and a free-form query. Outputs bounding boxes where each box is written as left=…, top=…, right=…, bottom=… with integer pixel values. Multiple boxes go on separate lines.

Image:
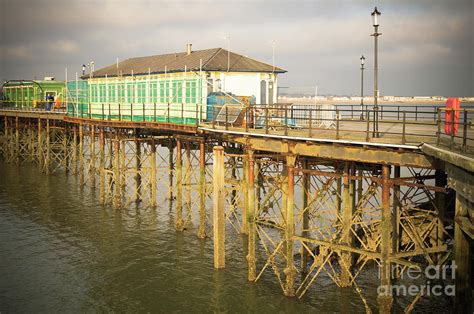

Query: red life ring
left=444, top=97, right=460, bottom=135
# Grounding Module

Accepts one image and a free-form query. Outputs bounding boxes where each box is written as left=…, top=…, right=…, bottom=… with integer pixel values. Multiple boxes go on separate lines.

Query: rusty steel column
left=63, top=125, right=69, bottom=172
left=72, top=126, right=77, bottom=175
left=301, top=158, right=310, bottom=274
left=79, top=123, right=84, bottom=185
left=340, top=161, right=355, bottom=287
left=135, top=137, right=142, bottom=203
left=90, top=126, right=96, bottom=187
left=213, top=146, right=225, bottom=268
left=15, top=116, right=19, bottom=163
left=168, top=139, right=174, bottom=202
left=37, top=119, right=43, bottom=168
left=99, top=128, right=105, bottom=204
left=150, top=140, right=157, bottom=207
left=120, top=139, right=126, bottom=195
left=45, top=119, right=50, bottom=174
left=284, top=155, right=296, bottom=297
left=185, top=142, right=191, bottom=219
left=112, top=131, right=121, bottom=209
left=392, top=166, right=401, bottom=267
left=241, top=155, right=249, bottom=235
left=377, top=164, right=393, bottom=313
left=198, top=141, right=206, bottom=238
left=435, top=169, right=447, bottom=263
left=175, top=139, right=184, bottom=231
left=247, top=149, right=257, bottom=281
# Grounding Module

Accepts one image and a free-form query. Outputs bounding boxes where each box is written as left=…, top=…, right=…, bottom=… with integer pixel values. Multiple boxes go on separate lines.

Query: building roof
left=87, top=48, right=286, bottom=79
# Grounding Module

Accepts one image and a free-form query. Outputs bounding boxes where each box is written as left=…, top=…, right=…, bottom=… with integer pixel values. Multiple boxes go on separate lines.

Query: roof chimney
left=186, top=43, right=192, bottom=55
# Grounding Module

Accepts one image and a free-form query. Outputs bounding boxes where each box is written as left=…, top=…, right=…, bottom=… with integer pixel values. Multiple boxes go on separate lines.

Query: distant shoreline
left=280, top=97, right=473, bottom=105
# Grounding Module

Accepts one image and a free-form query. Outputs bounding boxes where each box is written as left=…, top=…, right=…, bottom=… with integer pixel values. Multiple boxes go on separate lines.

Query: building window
left=186, top=80, right=197, bottom=103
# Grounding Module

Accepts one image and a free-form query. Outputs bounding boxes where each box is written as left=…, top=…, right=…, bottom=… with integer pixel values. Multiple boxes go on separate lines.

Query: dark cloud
left=0, top=0, right=472, bottom=96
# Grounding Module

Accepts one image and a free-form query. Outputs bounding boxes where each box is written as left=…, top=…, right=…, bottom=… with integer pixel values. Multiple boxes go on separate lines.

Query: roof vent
left=44, top=76, right=55, bottom=81
left=186, top=43, right=192, bottom=55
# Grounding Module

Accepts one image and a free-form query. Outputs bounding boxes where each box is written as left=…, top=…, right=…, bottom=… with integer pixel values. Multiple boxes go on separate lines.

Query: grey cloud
left=0, top=0, right=472, bottom=96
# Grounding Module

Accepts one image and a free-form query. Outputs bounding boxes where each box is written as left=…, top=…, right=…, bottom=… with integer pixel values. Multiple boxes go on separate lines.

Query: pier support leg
left=168, top=139, right=174, bottom=202
left=120, top=140, right=126, bottom=195
left=113, top=131, right=121, bottom=209
left=99, top=128, right=105, bottom=204
left=150, top=140, right=157, bottom=207
left=340, top=161, right=355, bottom=287
left=213, top=146, right=225, bottom=268
left=241, top=156, right=249, bottom=235
left=284, top=155, right=296, bottom=297
left=79, top=124, right=84, bottom=185
left=72, top=126, right=77, bottom=175
left=377, top=165, right=393, bottom=313
left=185, top=142, right=191, bottom=221
left=392, top=166, right=401, bottom=275
left=45, top=119, right=50, bottom=174
left=435, top=169, right=447, bottom=263
left=90, top=126, right=96, bottom=187
left=135, top=138, right=142, bottom=203
left=15, top=116, right=19, bottom=163
left=198, top=141, right=206, bottom=238
left=301, top=158, right=310, bottom=274
left=175, top=139, right=184, bottom=231
left=63, top=126, right=69, bottom=173
left=37, top=119, right=43, bottom=169
left=247, top=150, right=257, bottom=281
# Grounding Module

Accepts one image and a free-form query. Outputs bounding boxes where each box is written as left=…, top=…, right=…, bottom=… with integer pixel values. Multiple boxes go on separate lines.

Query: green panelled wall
left=68, top=76, right=205, bottom=123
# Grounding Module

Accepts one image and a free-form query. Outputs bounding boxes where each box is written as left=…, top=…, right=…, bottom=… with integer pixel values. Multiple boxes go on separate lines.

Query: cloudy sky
left=0, top=0, right=472, bottom=96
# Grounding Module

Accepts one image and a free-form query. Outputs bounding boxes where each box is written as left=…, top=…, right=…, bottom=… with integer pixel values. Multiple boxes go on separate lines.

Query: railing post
left=195, top=104, right=199, bottom=127
left=102, top=103, right=104, bottom=120
left=142, top=102, right=145, bottom=122
left=380, top=105, right=383, bottom=120
left=118, top=103, right=121, bottom=121
left=366, top=111, right=370, bottom=142
left=308, top=108, right=312, bottom=137
left=130, top=103, right=132, bottom=121
left=265, top=106, right=269, bottom=134
left=181, top=102, right=184, bottom=124
left=437, top=108, right=441, bottom=145
left=225, top=105, right=229, bottom=130
left=245, top=107, right=248, bottom=133
left=284, top=105, right=288, bottom=136
left=154, top=102, right=157, bottom=122
left=397, top=106, right=400, bottom=120
left=212, top=106, right=216, bottom=129
left=336, top=109, right=340, bottom=140
left=351, top=105, right=354, bottom=119
left=402, top=111, right=406, bottom=144
left=108, top=103, right=111, bottom=120
left=415, top=106, right=418, bottom=121
left=450, top=108, right=455, bottom=149
left=463, top=109, right=467, bottom=151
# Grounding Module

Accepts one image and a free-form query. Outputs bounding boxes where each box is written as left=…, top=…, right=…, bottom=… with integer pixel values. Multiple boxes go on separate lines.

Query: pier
left=1, top=104, right=472, bottom=313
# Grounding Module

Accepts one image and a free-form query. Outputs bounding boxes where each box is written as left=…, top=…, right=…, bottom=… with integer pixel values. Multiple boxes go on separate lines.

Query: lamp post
left=371, top=6, right=381, bottom=137
left=360, top=55, right=365, bottom=119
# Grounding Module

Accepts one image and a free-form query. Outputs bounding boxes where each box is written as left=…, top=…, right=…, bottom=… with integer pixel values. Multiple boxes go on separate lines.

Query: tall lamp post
left=371, top=6, right=381, bottom=137
left=360, top=55, right=365, bottom=119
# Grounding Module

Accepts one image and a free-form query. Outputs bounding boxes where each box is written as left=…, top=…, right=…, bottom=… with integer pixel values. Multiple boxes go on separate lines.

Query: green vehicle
left=1, top=80, right=66, bottom=109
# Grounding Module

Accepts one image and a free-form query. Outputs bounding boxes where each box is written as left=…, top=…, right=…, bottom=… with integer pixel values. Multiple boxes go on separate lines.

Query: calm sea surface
left=0, top=158, right=452, bottom=312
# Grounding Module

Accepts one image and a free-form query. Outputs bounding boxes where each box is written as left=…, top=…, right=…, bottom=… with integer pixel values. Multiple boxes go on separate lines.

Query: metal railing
left=2, top=101, right=473, bottom=152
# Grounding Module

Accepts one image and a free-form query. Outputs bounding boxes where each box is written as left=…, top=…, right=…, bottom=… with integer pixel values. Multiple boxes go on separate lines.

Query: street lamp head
left=371, top=6, right=381, bottom=27
left=360, top=55, right=365, bottom=65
